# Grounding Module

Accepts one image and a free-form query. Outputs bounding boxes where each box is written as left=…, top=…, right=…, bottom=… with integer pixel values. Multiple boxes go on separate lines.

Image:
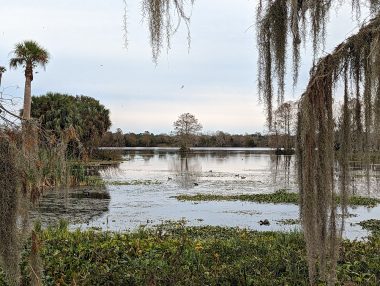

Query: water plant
left=107, top=179, right=162, bottom=186
left=1, top=222, right=379, bottom=285
left=358, top=219, right=380, bottom=235
left=174, top=190, right=380, bottom=207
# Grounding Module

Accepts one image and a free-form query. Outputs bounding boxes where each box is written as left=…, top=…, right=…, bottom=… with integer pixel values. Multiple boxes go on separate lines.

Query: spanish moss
left=257, top=0, right=380, bottom=129
left=297, top=13, right=380, bottom=284
left=0, top=121, right=72, bottom=284
left=141, top=0, right=194, bottom=64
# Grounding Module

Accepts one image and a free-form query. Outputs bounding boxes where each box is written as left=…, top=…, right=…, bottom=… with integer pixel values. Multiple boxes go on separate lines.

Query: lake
left=33, top=147, right=380, bottom=240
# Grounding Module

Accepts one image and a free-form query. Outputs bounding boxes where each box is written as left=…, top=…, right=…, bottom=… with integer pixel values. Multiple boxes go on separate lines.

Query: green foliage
left=9, top=40, right=49, bottom=71
left=174, top=190, right=380, bottom=207
left=347, top=196, right=380, bottom=208
left=31, top=93, right=111, bottom=157
left=1, top=223, right=379, bottom=285
left=69, top=163, right=105, bottom=187
left=175, top=189, right=299, bottom=204
left=9, top=40, right=50, bottom=120
left=358, top=219, right=380, bottom=235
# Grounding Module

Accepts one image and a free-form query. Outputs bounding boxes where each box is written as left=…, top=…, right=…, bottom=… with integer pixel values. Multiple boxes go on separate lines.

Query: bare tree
left=173, top=113, right=202, bottom=151
left=272, top=101, right=297, bottom=151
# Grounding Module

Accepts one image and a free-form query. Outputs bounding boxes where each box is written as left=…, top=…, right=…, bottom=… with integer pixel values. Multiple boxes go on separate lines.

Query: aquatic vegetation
left=346, top=196, right=380, bottom=208
left=70, top=190, right=111, bottom=200
left=358, top=219, right=380, bottom=234
left=175, top=189, right=299, bottom=204
left=1, top=223, right=379, bottom=285
left=277, top=219, right=300, bottom=225
left=222, top=210, right=262, bottom=216
left=106, top=179, right=162, bottom=186
left=174, top=190, right=380, bottom=207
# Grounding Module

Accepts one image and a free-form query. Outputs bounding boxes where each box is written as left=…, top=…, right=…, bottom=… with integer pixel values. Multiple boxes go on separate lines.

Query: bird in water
left=259, top=219, right=270, bottom=226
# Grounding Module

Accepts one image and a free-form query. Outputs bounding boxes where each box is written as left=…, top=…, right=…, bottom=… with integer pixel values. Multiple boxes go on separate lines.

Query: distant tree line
left=100, top=129, right=270, bottom=148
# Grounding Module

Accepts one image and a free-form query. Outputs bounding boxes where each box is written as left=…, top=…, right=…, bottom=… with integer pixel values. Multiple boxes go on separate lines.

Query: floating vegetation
left=277, top=218, right=300, bottom=225
left=174, top=190, right=380, bottom=207
left=222, top=210, right=262, bottom=216
left=175, top=190, right=299, bottom=204
left=1, top=223, right=379, bottom=285
left=358, top=219, right=380, bottom=234
left=106, top=179, right=162, bottom=186
left=70, top=190, right=111, bottom=200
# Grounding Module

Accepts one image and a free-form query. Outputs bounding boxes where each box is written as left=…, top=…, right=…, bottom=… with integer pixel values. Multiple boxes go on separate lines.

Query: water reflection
left=32, top=148, right=380, bottom=239
left=270, top=155, right=294, bottom=187
left=31, top=165, right=111, bottom=227
left=169, top=155, right=202, bottom=189
left=348, top=161, right=380, bottom=196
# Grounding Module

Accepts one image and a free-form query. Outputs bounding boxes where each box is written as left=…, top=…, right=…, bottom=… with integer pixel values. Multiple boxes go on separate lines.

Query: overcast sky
left=0, top=1, right=371, bottom=134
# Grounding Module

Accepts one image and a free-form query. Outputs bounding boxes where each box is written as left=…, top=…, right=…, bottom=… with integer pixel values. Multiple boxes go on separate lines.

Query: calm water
left=33, top=148, right=380, bottom=240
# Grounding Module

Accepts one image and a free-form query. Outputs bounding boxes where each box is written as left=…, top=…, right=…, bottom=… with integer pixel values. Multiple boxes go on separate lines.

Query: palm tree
left=0, top=66, right=6, bottom=88
left=10, top=40, right=49, bottom=120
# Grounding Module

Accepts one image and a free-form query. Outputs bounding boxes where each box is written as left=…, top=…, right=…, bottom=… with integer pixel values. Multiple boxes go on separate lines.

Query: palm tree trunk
left=23, top=74, right=32, bottom=120
left=0, top=73, right=2, bottom=88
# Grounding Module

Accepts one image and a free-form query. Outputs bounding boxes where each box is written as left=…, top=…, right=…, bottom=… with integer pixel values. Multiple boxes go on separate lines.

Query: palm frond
left=10, top=40, right=49, bottom=70
left=9, top=58, right=24, bottom=69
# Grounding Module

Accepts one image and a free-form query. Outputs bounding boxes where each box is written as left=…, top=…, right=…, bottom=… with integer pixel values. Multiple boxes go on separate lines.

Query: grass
left=174, top=189, right=380, bottom=207
left=5, top=222, right=380, bottom=285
